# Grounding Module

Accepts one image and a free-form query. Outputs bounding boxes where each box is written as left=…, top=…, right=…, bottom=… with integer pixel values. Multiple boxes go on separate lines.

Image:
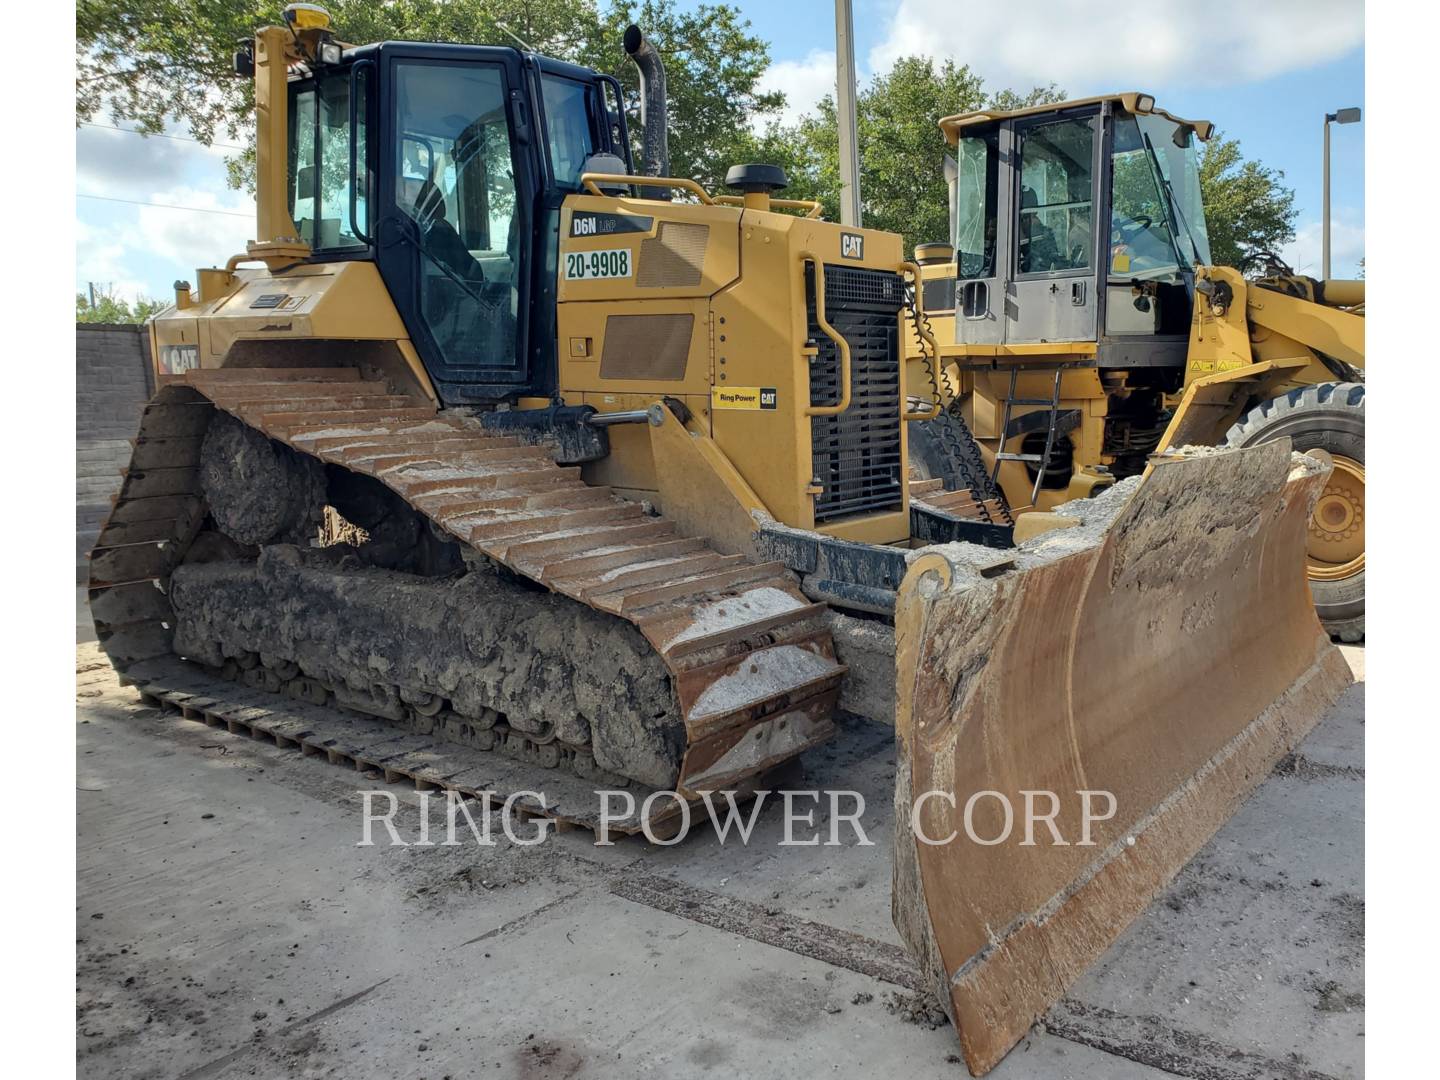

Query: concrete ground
left=76, top=644, right=1364, bottom=1080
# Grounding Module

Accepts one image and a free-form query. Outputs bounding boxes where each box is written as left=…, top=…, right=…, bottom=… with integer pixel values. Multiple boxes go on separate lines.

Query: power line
left=78, top=120, right=247, bottom=152
left=76, top=193, right=252, bottom=218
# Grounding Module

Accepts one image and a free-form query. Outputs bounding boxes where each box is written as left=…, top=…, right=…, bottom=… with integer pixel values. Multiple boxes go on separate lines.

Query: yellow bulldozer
left=86, top=8, right=1353, bottom=1075
left=905, top=93, right=1365, bottom=641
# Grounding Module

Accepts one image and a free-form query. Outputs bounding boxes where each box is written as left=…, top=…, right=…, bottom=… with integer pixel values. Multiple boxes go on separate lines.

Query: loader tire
left=1225, top=382, right=1364, bottom=642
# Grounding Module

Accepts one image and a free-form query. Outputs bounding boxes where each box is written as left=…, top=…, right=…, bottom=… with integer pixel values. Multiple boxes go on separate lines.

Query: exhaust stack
left=623, top=24, right=671, bottom=198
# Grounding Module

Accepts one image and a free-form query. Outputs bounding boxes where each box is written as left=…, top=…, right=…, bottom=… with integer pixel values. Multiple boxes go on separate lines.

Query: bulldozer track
left=89, top=366, right=846, bottom=832
left=119, top=656, right=684, bottom=834
left=907, top=408, right=1013, bottom=526
left=907, top=478, right=1010, bottom=524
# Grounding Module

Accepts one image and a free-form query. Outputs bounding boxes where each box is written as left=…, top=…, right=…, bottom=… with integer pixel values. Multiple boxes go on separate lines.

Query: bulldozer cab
left=277, top=38, right=630, bottom=402
left=941, top=93, right=1214, bottom=367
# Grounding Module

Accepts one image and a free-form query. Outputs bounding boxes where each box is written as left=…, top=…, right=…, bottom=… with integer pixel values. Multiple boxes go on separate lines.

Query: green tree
left=76, top=0, right=780, bottom=192
left=76, top=290, right=166, bottom=324
left=736, top=57, right=1061, bottom=249
left=1197, top=132, right=1297, bottom=269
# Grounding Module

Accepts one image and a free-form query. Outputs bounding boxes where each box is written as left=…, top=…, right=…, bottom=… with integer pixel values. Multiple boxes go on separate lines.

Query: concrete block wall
left=77, top=324, right=153, bottom=570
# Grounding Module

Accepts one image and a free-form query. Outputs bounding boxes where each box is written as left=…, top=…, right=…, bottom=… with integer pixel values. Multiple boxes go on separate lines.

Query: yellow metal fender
left=891, top=443, right=1353, bottom=1075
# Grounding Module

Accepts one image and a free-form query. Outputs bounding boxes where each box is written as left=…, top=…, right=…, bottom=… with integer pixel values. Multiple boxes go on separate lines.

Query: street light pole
left=1322, top=107, right=1361, bottom=280
left=834, top=0, right=861, bottom=227
left=1322, top=117, right=1330, bottom=279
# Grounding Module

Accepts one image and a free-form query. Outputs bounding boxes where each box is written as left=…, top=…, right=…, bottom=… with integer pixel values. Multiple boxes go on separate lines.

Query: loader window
left=1109, top=115, right=1182, bottom=277
left=954, top=128, right=998, bottom=279
left=1135, top=114, right=1212, bottom=267
left=394, top=60, right=521, bottom=371
left=1016, top=118, right=1094, bottom=275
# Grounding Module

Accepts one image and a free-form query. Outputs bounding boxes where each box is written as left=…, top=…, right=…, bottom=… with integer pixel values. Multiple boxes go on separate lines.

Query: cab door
left=1005, top=108, right=1101, bottom=345
left=374, top=43, right=539, bottom=401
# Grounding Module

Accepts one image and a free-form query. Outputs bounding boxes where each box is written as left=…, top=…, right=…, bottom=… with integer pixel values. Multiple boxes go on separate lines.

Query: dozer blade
left=891, top=443, right=1353, bottom=1076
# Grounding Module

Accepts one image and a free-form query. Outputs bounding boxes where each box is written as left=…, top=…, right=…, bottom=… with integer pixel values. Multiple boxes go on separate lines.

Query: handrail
left=900, top=260, right=942, bottom=421
left=801, top=253, right=852, bottom=417
left=224, top=247, right=308, bottom=272
left=579, top=173, right=714, bottom=203
left=712, top=195, right=824, bottom=219
left=575, top=172, right=824, bottom=217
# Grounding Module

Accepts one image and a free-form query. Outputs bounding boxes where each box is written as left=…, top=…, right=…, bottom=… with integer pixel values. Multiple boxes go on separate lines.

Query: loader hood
left=891, top=442, right=1352, bottom=1075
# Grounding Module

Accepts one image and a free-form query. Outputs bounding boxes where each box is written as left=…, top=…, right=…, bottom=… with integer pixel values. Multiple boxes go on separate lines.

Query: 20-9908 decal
left=565, top=249, right=632, bottom=280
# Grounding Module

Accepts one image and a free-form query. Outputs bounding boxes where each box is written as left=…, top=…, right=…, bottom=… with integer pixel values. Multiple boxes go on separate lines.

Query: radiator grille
left=807, top=265, right=905, bottom=523
left=638, top=222, right=709, bottom=288
left=600, top=313, right=693, bottom=380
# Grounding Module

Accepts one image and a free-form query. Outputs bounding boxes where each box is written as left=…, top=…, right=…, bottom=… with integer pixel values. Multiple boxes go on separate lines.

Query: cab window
left=541, top=76, right=597, bottom=189
left=1109, top=115, right=1182, bottom=277
left=393, top=60, right=521, bottom=370
left=1016, top=118, right=1094, bottom=274
left=289, top=88, right=317, bottom=239
left=1135, top=113, right=1212, bottom=267
left=287, top=75, right=367, bottom=250
left=954, top=128, right=998, bottom=279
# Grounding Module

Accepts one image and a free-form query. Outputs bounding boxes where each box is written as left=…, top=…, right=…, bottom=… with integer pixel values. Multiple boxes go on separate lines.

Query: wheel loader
left=86, top=9, right=1353, bottom=1075
left=904, top=93, right=1365, bottom=641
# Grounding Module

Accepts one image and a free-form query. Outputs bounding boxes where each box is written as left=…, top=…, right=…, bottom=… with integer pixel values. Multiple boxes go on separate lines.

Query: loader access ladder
left=989, top=365, right=1070, bottom=507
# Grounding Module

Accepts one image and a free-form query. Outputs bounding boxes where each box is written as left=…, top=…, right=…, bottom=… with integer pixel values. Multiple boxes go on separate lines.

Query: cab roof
left=939, top=92, right=1214, bottom=145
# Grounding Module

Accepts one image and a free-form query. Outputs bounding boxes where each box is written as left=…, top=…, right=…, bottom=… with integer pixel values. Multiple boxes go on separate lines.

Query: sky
left=74, top=0, right=1365, bottom=303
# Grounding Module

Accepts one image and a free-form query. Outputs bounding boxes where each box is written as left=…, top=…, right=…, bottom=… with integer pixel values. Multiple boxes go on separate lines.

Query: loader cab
left=943, top=94, right=1213, bottom=367
left=282, top=41, right=630, bottom=404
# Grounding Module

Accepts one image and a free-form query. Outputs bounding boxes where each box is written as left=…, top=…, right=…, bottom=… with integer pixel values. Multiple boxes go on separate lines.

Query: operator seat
left=412, top=181, right=486, bottom=285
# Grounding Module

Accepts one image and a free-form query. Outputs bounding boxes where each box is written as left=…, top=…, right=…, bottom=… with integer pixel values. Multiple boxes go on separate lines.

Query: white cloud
left=137, top=185, right=253, bottom=262
left=76, top=125, right=234, bottom=198
left=1280, top=212, right=1365, bottom=278
left=75, top=219, right=155, bottom=305
left=76, top=121, right=254, bottom=303
left=869, top=0, right=1363, bottom=93
left=77, top=189, right=254, bottom=304
left=755, top=49, right=838, bottom=128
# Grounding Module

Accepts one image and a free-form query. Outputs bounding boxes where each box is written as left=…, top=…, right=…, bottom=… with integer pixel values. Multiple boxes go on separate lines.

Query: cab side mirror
left=234, top=44, right=255, bottom=78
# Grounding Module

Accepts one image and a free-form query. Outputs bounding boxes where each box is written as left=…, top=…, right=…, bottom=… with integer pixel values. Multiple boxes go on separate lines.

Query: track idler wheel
left=286, top=676, right=329, bottom=707
left=241, top=665, right=284, bottom=693
left=261, top=654, right=300, bottom=681
left=439, top=711, right=499, bottom=752
left=400, top=687, right=446, bottom=717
